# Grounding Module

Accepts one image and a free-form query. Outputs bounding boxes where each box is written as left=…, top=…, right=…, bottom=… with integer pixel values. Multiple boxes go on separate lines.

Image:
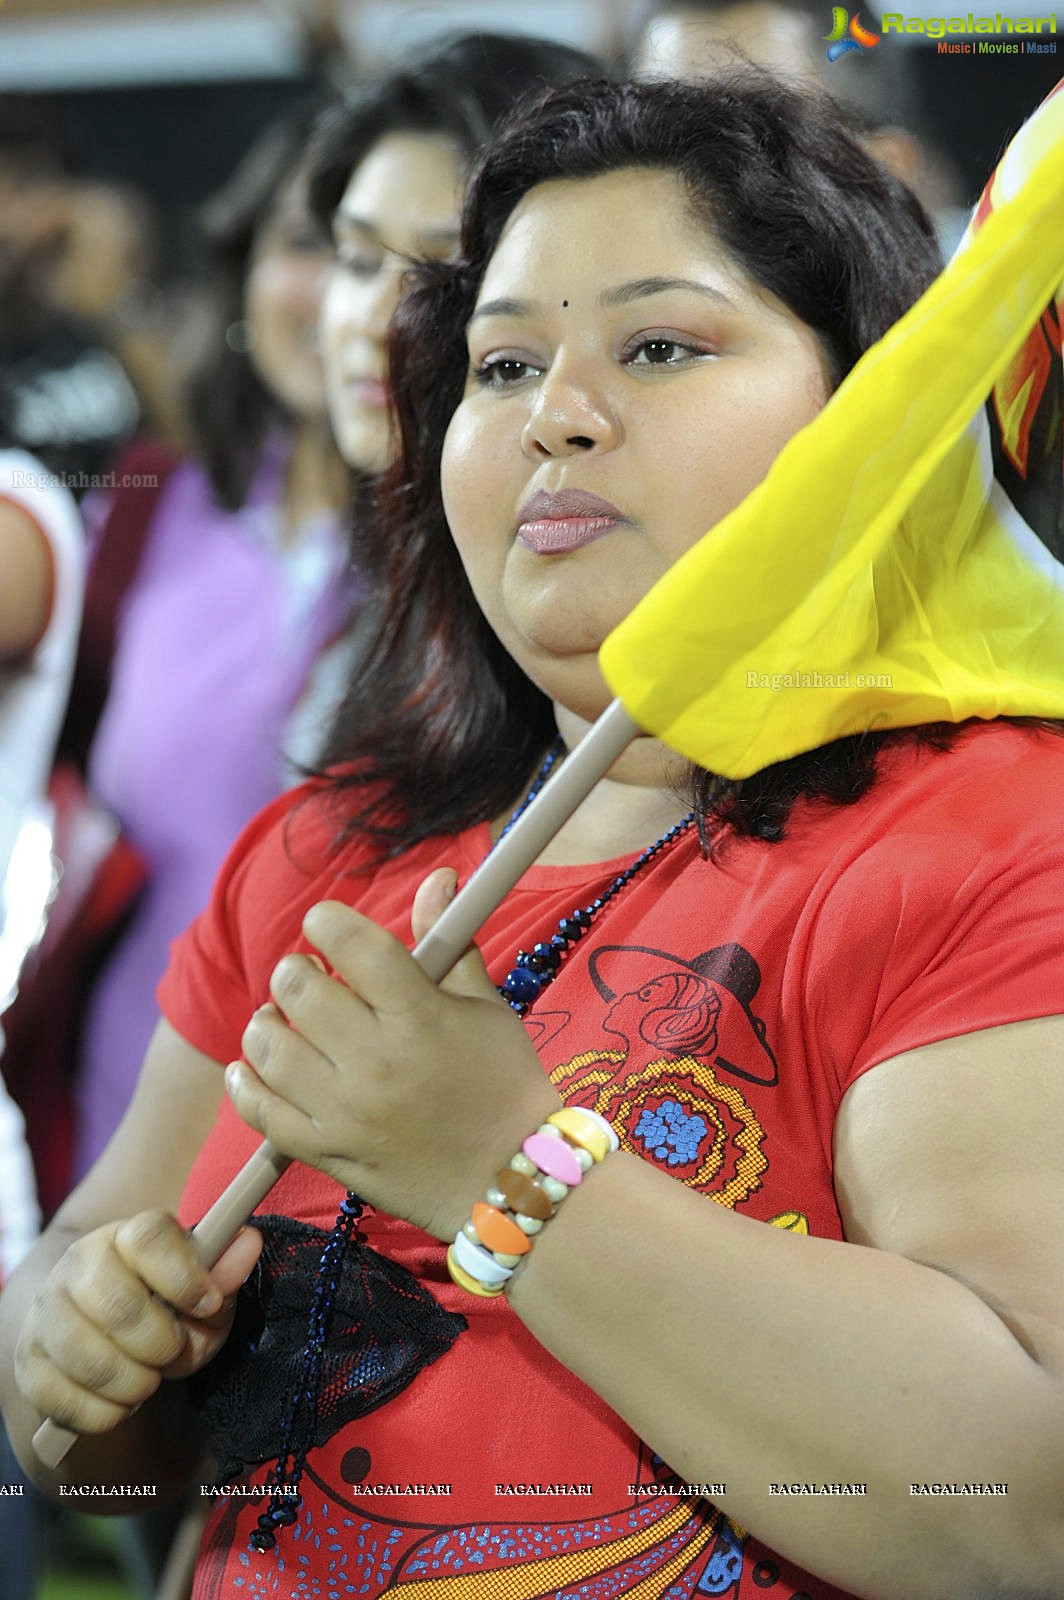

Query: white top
left=0, top=449, right=84, bottom=1275
left=0, top=450, right=84, bottom=885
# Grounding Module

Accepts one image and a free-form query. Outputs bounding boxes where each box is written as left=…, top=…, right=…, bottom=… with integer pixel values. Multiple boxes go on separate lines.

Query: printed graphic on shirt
left=548, top=940, right=777, bottom=1208
left=202, top=1463, right=822, bottom=1599
left=193, top=939, right=832, bottom=1600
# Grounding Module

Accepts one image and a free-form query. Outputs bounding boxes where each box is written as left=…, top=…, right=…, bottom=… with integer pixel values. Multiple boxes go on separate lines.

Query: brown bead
left=494, top=1166, right=555, bottom=1220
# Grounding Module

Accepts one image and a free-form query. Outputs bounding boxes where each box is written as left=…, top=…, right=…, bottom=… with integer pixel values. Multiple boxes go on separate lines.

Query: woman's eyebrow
left=332, top=208, right=374, bottom=233
left=332, top=213, right=459, bottom=252
left=470, top=277, right=739, bottom=324
left=600, top=275, right=738, bottom=310
left=468, top=297, right=528, bottom=324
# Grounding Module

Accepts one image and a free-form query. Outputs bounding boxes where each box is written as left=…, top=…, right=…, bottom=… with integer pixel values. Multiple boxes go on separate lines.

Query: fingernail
left=193, top=1286, right=222, bottom=1317
left=225, top=1062, right=241, bottom=1092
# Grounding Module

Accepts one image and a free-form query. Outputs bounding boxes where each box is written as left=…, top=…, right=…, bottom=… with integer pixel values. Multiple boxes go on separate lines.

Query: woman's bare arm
left=507, top=1016, right=1064, bottom=1600
left=0, top=498, right=53, bottom=662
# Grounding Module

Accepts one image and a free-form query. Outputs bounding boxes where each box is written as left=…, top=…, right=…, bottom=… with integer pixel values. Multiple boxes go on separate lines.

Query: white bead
left=452, top=1227, right=513, bottom=1286
left=484, top=1186, right=507, bottom=1208
left=510, top=1152, right=538, bottom=1177
left=540, top=1175, right=568, bottom=1203
left=514, top=1213, right=543, bottom=1235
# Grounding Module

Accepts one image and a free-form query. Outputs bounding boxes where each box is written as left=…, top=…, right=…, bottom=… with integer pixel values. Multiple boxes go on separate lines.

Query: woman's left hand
left=225, top=869, right=562, bottom=1239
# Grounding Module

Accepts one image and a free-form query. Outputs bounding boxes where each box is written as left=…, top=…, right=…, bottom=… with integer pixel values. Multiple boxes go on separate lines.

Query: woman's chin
left=547, top=691, right=620, bottom=743
left=519, top=652, right=613, bottom=727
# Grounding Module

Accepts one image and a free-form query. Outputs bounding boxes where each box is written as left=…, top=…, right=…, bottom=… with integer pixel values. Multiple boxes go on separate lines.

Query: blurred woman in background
left=310, top=31, right=602, bottom=482
left=69, top=98, right=353, bottom=1184
left=275, top=31, right=604, bottom=763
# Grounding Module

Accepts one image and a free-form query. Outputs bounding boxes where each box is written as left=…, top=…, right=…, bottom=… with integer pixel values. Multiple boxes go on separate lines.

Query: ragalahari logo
left=824, top=7, right=881, bottom=56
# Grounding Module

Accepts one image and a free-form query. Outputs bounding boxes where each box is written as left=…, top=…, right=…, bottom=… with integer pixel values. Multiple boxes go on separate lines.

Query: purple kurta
left=73, top=444, right=353, bottom=1175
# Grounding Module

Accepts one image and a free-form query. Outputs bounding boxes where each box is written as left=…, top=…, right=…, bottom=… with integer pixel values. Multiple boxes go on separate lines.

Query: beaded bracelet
left=447, top=1106, right=619, bottom=1297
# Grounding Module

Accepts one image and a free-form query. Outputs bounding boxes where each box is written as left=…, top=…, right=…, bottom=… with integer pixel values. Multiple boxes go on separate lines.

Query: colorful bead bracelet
left=446, top=1106, right=619, bottom=1297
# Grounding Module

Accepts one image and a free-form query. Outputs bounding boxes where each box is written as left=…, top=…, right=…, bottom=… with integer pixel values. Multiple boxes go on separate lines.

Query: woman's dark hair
left=185, top=96, right=335, bottom=511
left=307, top=32, right=604, bottom=229
left=319, top=71, right=945, bottom=854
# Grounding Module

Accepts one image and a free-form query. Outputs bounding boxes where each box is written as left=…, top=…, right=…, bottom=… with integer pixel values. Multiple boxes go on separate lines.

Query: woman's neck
left=280, top=416, right=350, bottom=541
left=495, top=706, right=692, bottom=866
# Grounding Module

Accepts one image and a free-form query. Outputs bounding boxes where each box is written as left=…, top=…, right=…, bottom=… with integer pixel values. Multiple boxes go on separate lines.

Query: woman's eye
left=625, top=337, right=705, bottom=366
left=472, top=356, right=540, bottom=387
left=335, top=248, right=381, bottom=278
left=287, top=231, right=329, bottom=256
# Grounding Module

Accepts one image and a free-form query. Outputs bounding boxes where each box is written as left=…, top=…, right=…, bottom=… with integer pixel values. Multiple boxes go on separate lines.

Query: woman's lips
left=347, top=376, right=389, bottom=408
left=516, top=515, right=619, bottom=553
left=515, top=489, right=626, bottom=554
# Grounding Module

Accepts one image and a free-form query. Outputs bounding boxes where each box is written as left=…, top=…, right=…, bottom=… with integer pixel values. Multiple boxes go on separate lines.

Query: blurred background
left=0, top=0, right=1058, bottom=466
left=1, top=0, right=1059, bottom=270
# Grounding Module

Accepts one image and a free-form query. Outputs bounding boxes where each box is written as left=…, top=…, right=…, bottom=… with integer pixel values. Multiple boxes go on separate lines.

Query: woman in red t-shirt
left=3, top=72, right=1064, bottom=1600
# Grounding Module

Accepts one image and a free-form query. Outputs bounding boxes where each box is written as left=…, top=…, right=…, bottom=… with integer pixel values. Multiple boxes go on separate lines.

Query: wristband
left=448, top=1106, right=617, bottom=1297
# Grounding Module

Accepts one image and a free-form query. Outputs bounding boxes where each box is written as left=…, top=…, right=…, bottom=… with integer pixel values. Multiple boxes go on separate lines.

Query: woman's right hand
left=13, top=1211, right=262, bottom=1438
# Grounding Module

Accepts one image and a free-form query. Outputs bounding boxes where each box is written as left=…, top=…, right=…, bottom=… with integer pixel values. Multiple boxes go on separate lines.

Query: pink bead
left=523, top=1131, right=583, bottom=1187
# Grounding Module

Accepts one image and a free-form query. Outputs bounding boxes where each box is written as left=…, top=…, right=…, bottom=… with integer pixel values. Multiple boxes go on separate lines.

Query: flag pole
left=32, top=697, right=641, bottom=1469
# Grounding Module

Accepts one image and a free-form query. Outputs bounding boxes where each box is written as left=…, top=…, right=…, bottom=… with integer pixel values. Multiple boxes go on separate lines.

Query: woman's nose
left=323, top=260, right=406, bottom=346
left=520, top=358, right=623, bottom=459
left=361, top=262, right=407, bottom=339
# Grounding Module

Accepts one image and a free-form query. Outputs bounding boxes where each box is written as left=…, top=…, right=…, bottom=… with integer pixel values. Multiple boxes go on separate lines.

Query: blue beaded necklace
left=247, top=739, right=694, bottom=1553
left=498, top=815, right=697, bottom=1015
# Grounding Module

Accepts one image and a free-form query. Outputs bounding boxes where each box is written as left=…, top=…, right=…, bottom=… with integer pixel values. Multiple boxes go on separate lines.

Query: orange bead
left=471, top=1202, right=532, bottom=1255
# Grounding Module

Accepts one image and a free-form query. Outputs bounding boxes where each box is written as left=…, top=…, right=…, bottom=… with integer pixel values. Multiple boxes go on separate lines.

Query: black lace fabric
left=192, top=1214, right=467, bottom=1482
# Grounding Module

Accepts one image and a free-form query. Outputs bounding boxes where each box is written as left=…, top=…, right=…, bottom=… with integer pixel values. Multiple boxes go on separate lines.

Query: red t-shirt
left=159, top=721, right=1064, bottom=1600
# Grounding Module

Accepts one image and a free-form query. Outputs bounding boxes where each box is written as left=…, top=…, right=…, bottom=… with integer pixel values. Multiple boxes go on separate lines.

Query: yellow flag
left=599, top=84, right=1064, bottom=780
